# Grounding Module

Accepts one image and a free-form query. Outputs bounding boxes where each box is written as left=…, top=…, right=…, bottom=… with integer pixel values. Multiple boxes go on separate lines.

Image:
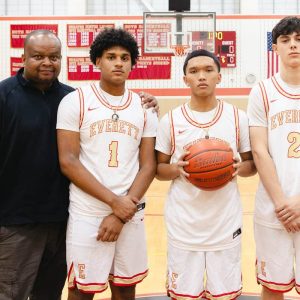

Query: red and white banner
left=67, top=56, right=171, bottom=81
left=67, top=24, right=114, bottom=47
left=123, top=24, right=143, bottom=47
left=10, top=24, right=58, bottom=48
left=67, top=57, right=100, bottom=80
left=130, top=56, right=171, bottom=79
left=10, top=57, right=23, bottom=76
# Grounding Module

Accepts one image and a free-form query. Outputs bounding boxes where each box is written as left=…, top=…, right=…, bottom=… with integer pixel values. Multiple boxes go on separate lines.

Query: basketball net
left=170, top=45, right=189, bottom=57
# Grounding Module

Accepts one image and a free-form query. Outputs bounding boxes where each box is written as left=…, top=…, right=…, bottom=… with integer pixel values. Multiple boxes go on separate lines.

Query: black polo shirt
left=0, top=68, right=74, bottom=225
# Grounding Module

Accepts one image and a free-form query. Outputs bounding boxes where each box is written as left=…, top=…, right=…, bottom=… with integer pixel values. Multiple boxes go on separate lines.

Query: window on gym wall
left=0, top=0, right=66, bottom=15
left=191, top=0, right=240, bottom=14
left=86, top=0, right=240, bottom=15
left=258, top=0, right=300, bottom=14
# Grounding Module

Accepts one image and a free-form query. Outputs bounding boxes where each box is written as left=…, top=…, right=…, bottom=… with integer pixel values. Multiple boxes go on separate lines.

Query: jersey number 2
left=288, top=132, right=300, bottom=158
left=109, top=141, right=119, bottom=167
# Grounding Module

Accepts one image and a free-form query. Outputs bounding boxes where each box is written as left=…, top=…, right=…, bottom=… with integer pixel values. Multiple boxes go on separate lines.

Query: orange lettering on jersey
left=277, top=112, right=284, bottom=126
left=106, top=119, right=113, bottom=132
left=261, top=261, right=266, bottom=277
left=119, top=121, right=126, bottom=134
left=271, top=115, right=277, bottom=130
left=97, top=120, right=105, bottom=133
left=171, top=272, right=178, bottom=289
left=89, top=119, right=140, bottom=140
left=90, top=122, right=97, bottom=137
left=271, top=110, right=300, bottom=130
left=78, top=264, right=86, bottom=279
left=112, top=120, right=118, bottom=132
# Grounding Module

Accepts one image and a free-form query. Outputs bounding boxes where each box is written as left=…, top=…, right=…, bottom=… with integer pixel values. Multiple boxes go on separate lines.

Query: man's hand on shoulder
left=139, top=91, right=159, bottom=115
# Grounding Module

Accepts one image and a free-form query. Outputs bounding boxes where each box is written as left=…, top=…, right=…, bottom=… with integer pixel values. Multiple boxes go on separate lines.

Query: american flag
left=267, top=32, right=279, bottom=78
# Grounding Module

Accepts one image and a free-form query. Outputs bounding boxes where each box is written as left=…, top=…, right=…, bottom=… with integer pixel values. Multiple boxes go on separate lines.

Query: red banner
left=67, top=24, right=114, bottom=47
left=67, top=57, right=100, bottom=80
left=10, top=24, right=58, bottom=48
left=10, top=57, right=23, bottom=76
left=67, top=56, right=171, bottom=81
left=130, top=56, right=171, bottom=79
left=123, top=24, right=144, bottom=47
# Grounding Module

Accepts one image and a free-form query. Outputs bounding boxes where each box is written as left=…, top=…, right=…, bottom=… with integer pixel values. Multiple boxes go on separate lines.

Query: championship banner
left=129, top=56, right=171, bottom=79
left=67, top=57, right=100, bottom=80
left=67, top=24, right=114, bottom=47
left=67, top=56, right=171, bottom=81
left=123, top=24, right=143, bottom=47
left=11, top=24, right=58, bottom=48
left=10, top=57, right=23, bottom=76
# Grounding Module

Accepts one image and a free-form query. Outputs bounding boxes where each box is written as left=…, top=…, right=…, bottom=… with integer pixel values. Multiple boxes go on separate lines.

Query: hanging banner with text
left=67, top=56, right=171, bottom=80
left=10, top=24, right=58, bottom=48
left=67, top=24, right=114, bottom=47
left=10, top=57, right=23, bottom=76
left=123, top=24, right=144, bottom=47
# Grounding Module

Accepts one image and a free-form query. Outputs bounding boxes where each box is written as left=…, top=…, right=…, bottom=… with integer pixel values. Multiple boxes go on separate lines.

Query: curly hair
left=89, top=27, right=139, bottom=67
left=272, top=16, right=300, bottom=44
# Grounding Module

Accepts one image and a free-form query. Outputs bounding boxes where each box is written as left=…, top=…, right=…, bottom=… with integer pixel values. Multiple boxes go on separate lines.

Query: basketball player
left=247, top=16, right=300, bottom=299
left=156, top=49, right=256, bottom=300
left=56, top=28, right=157, bottom=300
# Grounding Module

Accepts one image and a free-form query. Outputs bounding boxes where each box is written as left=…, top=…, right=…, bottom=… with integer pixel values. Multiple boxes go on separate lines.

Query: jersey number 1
left=109, top=141, right=119, bottom=167
left=288, top=132, right=300, bottom=158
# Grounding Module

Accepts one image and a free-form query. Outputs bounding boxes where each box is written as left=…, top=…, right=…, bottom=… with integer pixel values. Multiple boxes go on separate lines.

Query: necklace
left=98, top=86, right=125, bottom=122
left=187, top=100, right=220, bottom=139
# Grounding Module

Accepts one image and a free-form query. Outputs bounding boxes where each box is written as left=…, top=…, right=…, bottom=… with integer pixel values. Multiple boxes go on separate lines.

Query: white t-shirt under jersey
left=248, top=73, right=300, bottom=229
left=57, top=83, right=158, bottom=218
left=156, top=100, right=251, bottom=251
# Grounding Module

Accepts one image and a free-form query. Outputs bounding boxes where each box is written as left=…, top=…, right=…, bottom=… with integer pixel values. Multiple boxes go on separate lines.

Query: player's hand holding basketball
left=111, top=195, right=138, bottom=223
left=232, top=156, right=241, bottom=177
left=275, top=194, right=300, bottom=226
left=174, top=151, right=190, bottom=178
left=97, top=214, right=124, bottom=242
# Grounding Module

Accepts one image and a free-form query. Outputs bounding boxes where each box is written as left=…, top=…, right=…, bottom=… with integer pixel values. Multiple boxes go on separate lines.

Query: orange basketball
left=183, top=138, right=234, bottom=191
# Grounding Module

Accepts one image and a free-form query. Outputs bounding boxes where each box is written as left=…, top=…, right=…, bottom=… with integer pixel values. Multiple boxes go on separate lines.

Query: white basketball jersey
left=156, top=100, right=251, bottom=251
left=57, top=84, right=158, bottom=217
left=248, top=73, right=300, bottom=229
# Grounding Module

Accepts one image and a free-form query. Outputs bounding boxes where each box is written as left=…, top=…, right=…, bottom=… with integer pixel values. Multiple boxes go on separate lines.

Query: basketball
left=183, top=138, right=234, bottom=191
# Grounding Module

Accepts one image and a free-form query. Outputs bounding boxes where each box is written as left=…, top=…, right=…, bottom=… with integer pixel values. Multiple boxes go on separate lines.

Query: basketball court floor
left=62, top=175, right=300, bottom=299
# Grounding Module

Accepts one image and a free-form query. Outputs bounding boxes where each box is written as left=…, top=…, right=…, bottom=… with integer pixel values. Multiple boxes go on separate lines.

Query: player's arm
left=250, top=126, right=300, bottom=232
left=250, top=126, right=285, bottom=206
left=156, top=151, right=189, bottom=181
left=127, top=137, right=156, bottom=200
left=233, top=151, right=256, bottom=177
left=57, top=129, right=137, bottom=223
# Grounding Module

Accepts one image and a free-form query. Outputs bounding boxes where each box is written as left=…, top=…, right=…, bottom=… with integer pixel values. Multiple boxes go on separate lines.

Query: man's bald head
left=24, top=30, right=61, bottom=50
left=22, top=29, right=62, bottom=91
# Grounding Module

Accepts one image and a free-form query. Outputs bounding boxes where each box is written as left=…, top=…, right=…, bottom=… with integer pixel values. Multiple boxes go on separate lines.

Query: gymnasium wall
left=0, top=15, right=289, bottom=113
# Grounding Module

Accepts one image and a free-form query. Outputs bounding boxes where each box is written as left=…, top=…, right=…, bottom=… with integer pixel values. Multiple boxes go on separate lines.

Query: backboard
left=143, top=12, right=216, bottom=56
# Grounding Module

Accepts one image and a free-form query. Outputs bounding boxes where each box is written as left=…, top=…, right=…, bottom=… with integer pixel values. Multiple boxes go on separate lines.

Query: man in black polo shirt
left=0, top=29, right=158, bottom=300
left=0, top=30, right=73, bottom=300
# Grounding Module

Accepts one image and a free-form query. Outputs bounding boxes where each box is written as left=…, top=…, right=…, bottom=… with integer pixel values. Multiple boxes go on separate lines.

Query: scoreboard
left=191, top=31, right=236, bottom=68
left=214, top=31, right=236, bottom=68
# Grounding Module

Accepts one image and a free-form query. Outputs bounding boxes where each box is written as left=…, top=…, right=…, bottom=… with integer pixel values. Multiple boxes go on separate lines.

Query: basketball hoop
left=171, top=45, right=189, bottom=56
